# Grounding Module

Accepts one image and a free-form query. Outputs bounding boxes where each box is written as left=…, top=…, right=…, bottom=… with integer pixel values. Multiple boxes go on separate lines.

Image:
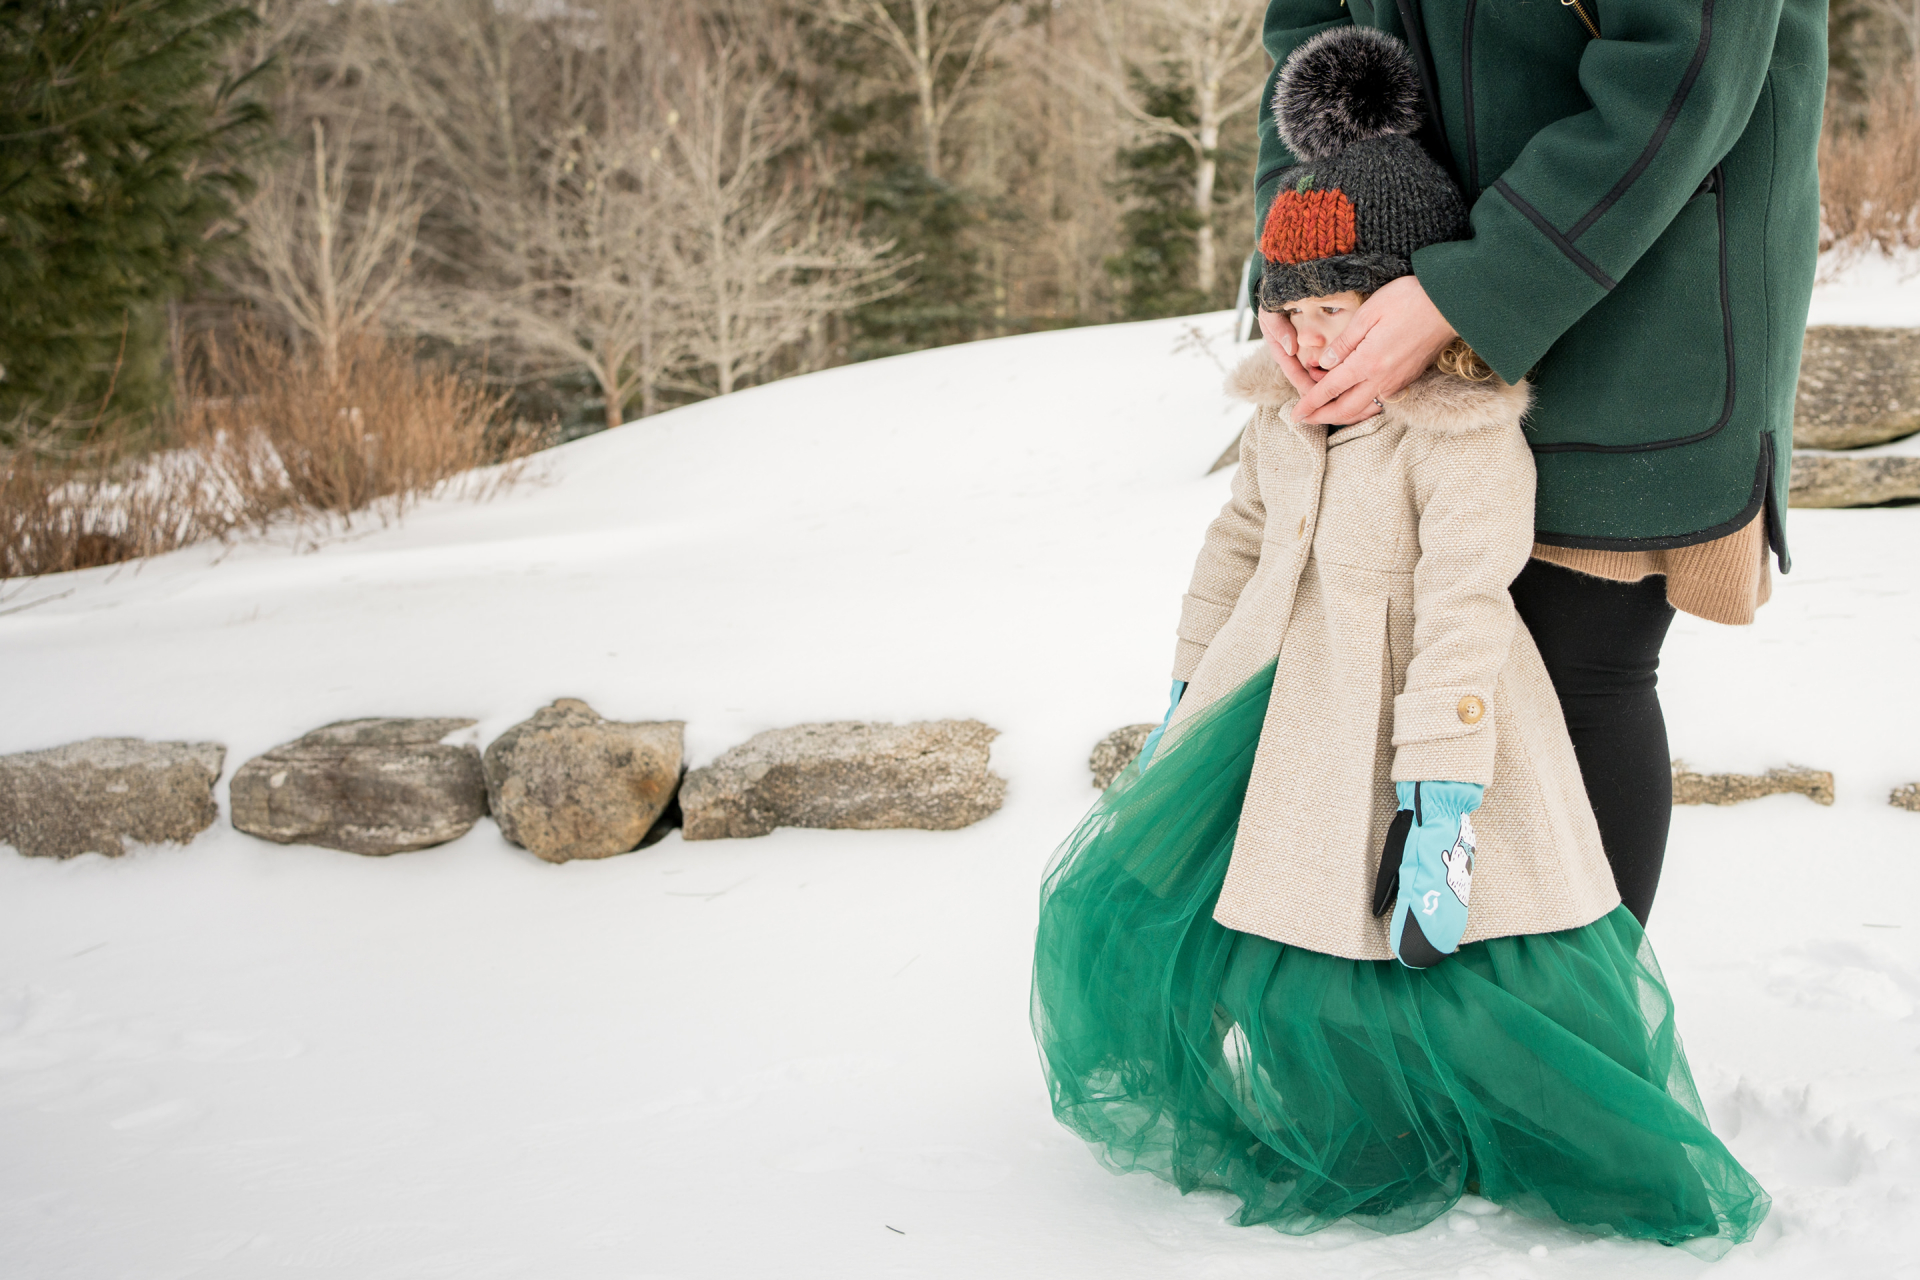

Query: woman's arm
left=1293, top=1, right=1793, bottom=424
left=1390, top=419, right=1536, bottom=786
left=1172, top=425, right=1268, bottom=683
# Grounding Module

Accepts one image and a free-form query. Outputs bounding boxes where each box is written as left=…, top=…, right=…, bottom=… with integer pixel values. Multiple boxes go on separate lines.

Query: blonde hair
left=1433, top=337, right=1495, bottom=383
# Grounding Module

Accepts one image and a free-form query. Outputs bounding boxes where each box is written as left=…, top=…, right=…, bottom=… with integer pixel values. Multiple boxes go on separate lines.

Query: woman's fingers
left=1318, top=383, right=1388, bottom=424
left=1259, top=310, right=1320, bottom=397
left=1258, top=307, right=1296, bottom=357
left=1294, top=276, right=1461, bottom=424
left=1313, top=303, right=1379, bottom=373
left=1293, top=356, right=1368, bottom=423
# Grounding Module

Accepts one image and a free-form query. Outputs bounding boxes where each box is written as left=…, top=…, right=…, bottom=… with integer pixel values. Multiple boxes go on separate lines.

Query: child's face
left=1278, top=291, right=1365, bottom=378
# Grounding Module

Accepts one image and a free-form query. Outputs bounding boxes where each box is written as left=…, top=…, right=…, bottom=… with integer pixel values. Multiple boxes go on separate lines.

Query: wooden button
left=1457, top=695, right=1485, bottom=725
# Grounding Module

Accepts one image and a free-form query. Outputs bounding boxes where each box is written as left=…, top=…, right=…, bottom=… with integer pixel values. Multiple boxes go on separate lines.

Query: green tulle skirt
left=1031, top=660, right=1768, bottom=1248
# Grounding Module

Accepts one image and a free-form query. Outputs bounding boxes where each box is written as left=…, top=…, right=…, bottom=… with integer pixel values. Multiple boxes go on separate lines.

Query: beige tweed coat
left=1166, top=353, right=1620, bottom=960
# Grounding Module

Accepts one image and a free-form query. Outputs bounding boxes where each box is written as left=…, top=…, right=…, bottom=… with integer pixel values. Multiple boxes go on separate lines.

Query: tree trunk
left=1193, top=92, right=1220, bottom=297
left=312, top=120, right=341, bottom=385
left=913, top=0, right=941, bottom=178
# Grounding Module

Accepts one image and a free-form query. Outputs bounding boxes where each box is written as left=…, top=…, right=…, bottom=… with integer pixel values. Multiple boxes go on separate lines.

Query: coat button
left=1457, top=695, right=1485, bottom=725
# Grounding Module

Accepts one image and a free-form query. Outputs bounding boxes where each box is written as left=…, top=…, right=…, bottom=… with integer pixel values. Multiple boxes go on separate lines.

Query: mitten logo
left=1444, top=814, right=1476, bottom=907
left=1421, top=890, right=1440, bottom=915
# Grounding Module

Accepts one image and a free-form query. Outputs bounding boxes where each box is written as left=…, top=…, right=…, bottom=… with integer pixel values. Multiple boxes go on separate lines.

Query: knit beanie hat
left=1258, top=27, right=1469, bottom=311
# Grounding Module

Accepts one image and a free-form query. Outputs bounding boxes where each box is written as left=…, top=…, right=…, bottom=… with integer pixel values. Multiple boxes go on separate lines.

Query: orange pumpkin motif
left=1260, top=187, right=1358, bottom=265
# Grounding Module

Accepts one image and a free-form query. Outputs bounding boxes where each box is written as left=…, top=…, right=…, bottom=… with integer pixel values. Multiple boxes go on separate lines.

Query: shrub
left=1, top=331, right=537, bottom=580
left=1820, top=70, right=1920, bottom=258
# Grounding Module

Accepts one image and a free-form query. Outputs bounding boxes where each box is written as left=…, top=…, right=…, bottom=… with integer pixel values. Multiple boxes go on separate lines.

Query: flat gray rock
left=1789, top=452, right=1920, bottom=508
left=0, top=738, right=225, bottom=858
left=1090, top=724, right=1156, bottom=790
left=1795, top=326, right=1920, bottom=449
left=681, top=720, right=1004, bottom=840
left=230, top=718, right=486, bottom=856
left=483, top=700, right=683, bottom=862
left=1671, top=759, right=1833, bottom=807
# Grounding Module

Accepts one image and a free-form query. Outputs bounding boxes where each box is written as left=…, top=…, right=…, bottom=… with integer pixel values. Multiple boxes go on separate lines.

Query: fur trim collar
left=1224, top=350, right=1529, bottom=435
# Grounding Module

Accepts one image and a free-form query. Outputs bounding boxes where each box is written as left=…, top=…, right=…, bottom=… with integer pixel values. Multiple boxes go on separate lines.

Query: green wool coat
left=1254, top=0, right=1826, bottom=561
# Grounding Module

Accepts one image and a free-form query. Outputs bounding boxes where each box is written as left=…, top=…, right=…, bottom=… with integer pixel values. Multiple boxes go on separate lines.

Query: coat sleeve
left=1172, top=422, right=1267, bottom=682
left=1412, top=1, right=1788, bottom=383
left=1253, top=1, right=1355, bottom=285
left=1391, top=420, right=1535, bottom=786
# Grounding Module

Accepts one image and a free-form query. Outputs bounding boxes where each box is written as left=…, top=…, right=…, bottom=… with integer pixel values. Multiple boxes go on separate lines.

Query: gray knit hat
left=1258, top=27, right=1468, bottom=310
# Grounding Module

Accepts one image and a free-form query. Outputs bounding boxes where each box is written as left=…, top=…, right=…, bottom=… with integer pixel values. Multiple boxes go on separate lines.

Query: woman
left=1249, top=0, right=1826, bottom=924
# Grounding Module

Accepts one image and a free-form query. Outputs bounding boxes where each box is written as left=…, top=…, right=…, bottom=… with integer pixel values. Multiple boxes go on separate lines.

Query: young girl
left=1031, top=28, right=1768, bottom=1248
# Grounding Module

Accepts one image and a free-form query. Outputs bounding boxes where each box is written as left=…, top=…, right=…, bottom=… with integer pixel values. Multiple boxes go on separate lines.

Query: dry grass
left=1820, top=70, right=1920, bottom=258
left=1, top=331, right=541, bottom=581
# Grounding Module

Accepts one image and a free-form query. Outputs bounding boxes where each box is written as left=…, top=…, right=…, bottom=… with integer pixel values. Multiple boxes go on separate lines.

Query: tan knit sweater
left=1529, top=513, right=1771, bottom=626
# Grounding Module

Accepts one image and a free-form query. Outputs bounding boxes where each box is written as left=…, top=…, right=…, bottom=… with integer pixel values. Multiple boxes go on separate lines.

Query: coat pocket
left=1523, top=168, right=1733, bottom=453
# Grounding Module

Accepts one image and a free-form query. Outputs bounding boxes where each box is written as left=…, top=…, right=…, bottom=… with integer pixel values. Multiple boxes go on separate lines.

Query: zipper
left=1563, top=0, right=1601, bottom=40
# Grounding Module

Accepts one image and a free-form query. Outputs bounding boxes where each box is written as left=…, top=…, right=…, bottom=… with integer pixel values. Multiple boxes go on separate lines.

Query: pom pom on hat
left=1274, top=27, right=1424, bottom=161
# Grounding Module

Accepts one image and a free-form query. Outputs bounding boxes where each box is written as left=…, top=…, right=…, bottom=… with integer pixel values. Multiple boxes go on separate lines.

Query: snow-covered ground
left=4, top=289, right=1920, bottom=1277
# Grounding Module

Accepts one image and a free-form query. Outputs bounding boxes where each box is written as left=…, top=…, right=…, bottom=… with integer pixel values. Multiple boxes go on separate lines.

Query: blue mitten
left=1372, top=781, right=1483, bottom=969
left=1135, top=680, right=1187, bottom=771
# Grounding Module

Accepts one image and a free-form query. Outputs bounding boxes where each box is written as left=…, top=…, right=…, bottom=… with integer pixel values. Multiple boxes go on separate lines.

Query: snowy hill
left=4, top=308, right=1920, bottom=1278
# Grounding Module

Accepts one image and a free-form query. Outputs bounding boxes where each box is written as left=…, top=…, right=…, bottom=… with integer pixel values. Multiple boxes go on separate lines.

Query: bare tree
left=664, top=41, right=901, bottom=397
left=1078, top=0, right=1268, bottom=295
left=1864, top=0, right=1920, bottom=103
left=229, top=118, right=429, bottom=380
left=822, top=0, right=1015, bottom=179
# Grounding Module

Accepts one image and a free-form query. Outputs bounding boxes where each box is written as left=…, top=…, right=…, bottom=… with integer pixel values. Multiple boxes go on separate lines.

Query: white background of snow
left=4, top=265, right=1920, bottom=1277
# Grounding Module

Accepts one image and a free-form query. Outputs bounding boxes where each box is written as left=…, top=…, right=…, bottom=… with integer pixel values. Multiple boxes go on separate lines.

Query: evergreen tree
left=1104, top=67, right=1253, bottom=321
left=1105, top=73, right=1205, bottom=320
left=844, top=155, right=988, bottom=361
left=0, top=0, right=267, bottom=433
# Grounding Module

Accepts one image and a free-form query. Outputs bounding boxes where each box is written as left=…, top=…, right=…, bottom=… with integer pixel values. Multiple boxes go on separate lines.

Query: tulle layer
left=1031, top=660, right=1768, bottom=1246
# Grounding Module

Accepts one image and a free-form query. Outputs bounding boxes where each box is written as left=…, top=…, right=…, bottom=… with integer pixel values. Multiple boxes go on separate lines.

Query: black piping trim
left=1532, top=435, right=1772, bottom=553
left=1461, top=0, right=1479, bottom=194
left=1565, top=0, right=1717, bottom=243
left=1494, top=181, right=1616, bottom=290
left=1531, top=167, right=1731, bottom=455
left=1764, top=454, right=1790, bottom=573
left=1394, top=0, right=1462, bottom=186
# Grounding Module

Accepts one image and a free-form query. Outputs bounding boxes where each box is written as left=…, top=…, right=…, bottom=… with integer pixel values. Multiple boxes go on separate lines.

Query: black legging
left=1509, top=559, right=1677, bottom=927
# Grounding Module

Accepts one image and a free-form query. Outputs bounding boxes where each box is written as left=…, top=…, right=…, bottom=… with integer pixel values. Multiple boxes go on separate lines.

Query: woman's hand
left=1257, top=308, right=1322, bottom=399
left=1289, top=276, right=1460, bottom=425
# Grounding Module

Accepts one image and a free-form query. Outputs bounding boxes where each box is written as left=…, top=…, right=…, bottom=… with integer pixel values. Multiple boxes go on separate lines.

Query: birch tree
left=229, top=118, right=429, bottom=381
left=1081, top=0, right=1268, bottom=295
left=821, top=0, right=1015, bottom=179
left=664, top=42, right=900, bottom=397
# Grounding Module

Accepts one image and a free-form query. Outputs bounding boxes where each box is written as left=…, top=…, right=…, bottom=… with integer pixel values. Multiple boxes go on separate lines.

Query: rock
left=483, top=700, right=683, bottom=862
left=1891, top=783, right=1920, bottom=813
left=1789, top=452, right=1920, bottom=508
left=1671, top=759, right=1834, bottom=807
left=230, top=718, right=487, bottom=855
left=1794, top=326, right=1920, bottom=449
left=1209, top=417, right=1252, bottom=474
left=680, top=720, right=1004, bottom=840
left=1091, top=724, right=1156, bottom=790
left=0, top=738, right=225, bottom=858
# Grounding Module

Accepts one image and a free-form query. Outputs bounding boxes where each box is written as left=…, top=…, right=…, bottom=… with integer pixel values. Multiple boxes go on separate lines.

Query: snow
left=4, top=294, right=1920, bottom=1277
left=1809, top=247, right=1920, bottom=327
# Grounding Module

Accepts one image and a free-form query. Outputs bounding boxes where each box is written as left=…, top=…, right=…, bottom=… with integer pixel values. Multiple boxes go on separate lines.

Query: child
left=1031, top=28, right=1768, bottom=1248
